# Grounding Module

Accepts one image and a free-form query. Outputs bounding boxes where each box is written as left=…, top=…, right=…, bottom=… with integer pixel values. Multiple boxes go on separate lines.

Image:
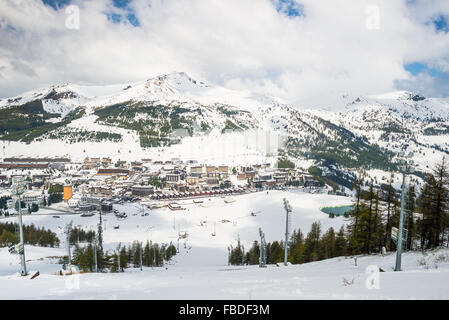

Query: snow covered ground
left=1, top=246, right=448, bottom=299
left=0, top=126, right=282, bottom=165
left=1, top=190, right=351, bottom=267
left=1, top=189, right=448, bottom=299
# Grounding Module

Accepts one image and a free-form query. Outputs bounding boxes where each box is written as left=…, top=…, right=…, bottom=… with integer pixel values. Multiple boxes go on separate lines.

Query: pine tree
left=383, top=173, right=397, bottom=250
left=126, top=244, right=133, bottom=264
left=365, top=183, right=375, bottom=254
left=405, top=184, right=417, bottom=250
left=72, top=243, right=95, bottom=272
left=267, top=241, right=283, bottom=264
left=97, top=248, right=108, bottom=271
left=348, top=201, right=369, bottom=255
left=335, top=226, right=347, bottom=257
left=119, top=246, right=128, bottom=270
left=131, top=241, right=140, bottom=267
left=165, top=242, right=177, bottom=261
left=109, top=253, right=119, bottom=272
left=418, top=158, right=449, bottom=249
left=244, top=240, right=260, bottom=265
left=371, top=189, right=383, bottom=253
left=229, top=239, right=244, bottom=265
left=303, top=222, right=321, bottom=262
left=154, top=244, right=164, bottom=266
left=432, top=157, right=449, bottom=247
left=228, top=245, right=233, bottom=265
left=321, top=227, right=336, bottom=259
left=352, top=175, right=363, bottom=233
left=143, top=240, right=151, bottom=267
left=288, top=228, right=305, bottom=264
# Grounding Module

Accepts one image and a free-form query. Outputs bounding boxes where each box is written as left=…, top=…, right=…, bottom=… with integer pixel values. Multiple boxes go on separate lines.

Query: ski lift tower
left=98, top=205, right=103, bottom=251
left=11, top=176, right=27, bottom=276
left=394, top=151, right=415, bottom=272
left=283, top=198, right=292, bottom=266
left=259, top=228, right=267, bottom=268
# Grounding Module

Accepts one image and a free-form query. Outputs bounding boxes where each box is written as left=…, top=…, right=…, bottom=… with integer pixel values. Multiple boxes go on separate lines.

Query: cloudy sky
left=0, top=0, right=448, bottom=107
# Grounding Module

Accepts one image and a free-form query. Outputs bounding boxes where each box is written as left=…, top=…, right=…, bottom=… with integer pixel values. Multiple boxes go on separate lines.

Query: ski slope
left=0, top=190, right=350, bottom=268
left=1, top=246, right=448, bottom=299
left=1, top=189, right=448, bottom=299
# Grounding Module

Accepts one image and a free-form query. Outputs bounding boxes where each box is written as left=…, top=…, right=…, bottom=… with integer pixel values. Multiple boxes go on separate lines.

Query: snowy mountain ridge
left=1, top=72, right=449, bottom=188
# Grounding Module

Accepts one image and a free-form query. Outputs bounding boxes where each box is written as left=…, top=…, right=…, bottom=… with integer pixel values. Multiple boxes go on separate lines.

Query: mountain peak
left=367, top=90, right=426, bottom=101
left=153, top=71, right=209, bottom=89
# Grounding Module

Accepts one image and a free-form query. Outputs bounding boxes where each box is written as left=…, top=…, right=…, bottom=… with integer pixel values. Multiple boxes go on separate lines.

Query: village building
left=49, top=162, right=65, bottom=170
left=245, top=171, right=256, bottom=179
left=22, top=191, right=44, bottom=206
left=273, top=175, right=287, bottom=184
left=131, top=185, right=154, bottom=196
left=101, top=201, right=113, bottom=212
left=205, top=166, right=216, bottom=173
left=32, top=179, right=44, bottom=188
left=0, top=163, right=48, bottom=169
left=3, top=157, right=71, bottom=163
left=80, top=196, right=102, bottom=210
left=186, top=176, right=199, bottom=185
left=207, top=171, right=221, bottom=179
left=237, top=172, right=246, bottom=180
left=166, top=173, right=181, bottom=185
left=302, top=174, right=319, bottom=186
left=189, top=166, right=203, bottom=178
left=97, top=168, right=130, bottom=177
left=83, top=157, right=100, bottom=169
left=131, top=161, right=143, bottom=167
left=205, top=177, right=219, bottom=186
left=100, top=158, right=112, bottom=168
left=218, top=166, right=229, bottom=177
left=116, top=160, right=128, bottom=168
left=131, top=166, right=143, bottom=172
left=88, top=185, right=113, bottom=196
left=253, top=179, right=267, bottom=189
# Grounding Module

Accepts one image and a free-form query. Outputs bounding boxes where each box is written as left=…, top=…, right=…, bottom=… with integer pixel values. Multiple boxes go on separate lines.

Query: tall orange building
left=63, top=185, right=73, bottom=201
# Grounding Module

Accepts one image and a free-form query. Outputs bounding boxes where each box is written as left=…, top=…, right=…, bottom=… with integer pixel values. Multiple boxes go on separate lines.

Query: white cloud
left=396, top=71, right=449, bottom=98
left=0, top=0, right=448, bottom=107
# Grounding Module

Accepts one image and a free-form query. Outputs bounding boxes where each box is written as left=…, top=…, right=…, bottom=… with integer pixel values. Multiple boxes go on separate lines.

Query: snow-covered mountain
left=1, top=72, right=448, bottom=188
left=310, top=91, right=449, bottom=176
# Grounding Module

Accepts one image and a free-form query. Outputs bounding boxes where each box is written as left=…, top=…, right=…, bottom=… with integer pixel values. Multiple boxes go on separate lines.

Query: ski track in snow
left=1, top=189, right=449, bottom=299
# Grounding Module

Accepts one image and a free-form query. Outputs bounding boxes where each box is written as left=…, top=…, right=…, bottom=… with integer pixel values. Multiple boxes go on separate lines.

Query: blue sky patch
left=273, top=0, right=305, bottom=17
left=402, top=61, right=449, bottom=97
left=110, top=0, right=140, bottom=26
left=404, top=62, right=441, bottom=77
left=126, top=13, right=140, bottom=27
left=42, top=0, right=71, bottom=10
left=105, top=11, right=139, bottom=26
left=42, top=0, right=139, bottom=26
left=430, top=15, right=449, bottom=33
left=112, top=0, right=133, bottom=9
